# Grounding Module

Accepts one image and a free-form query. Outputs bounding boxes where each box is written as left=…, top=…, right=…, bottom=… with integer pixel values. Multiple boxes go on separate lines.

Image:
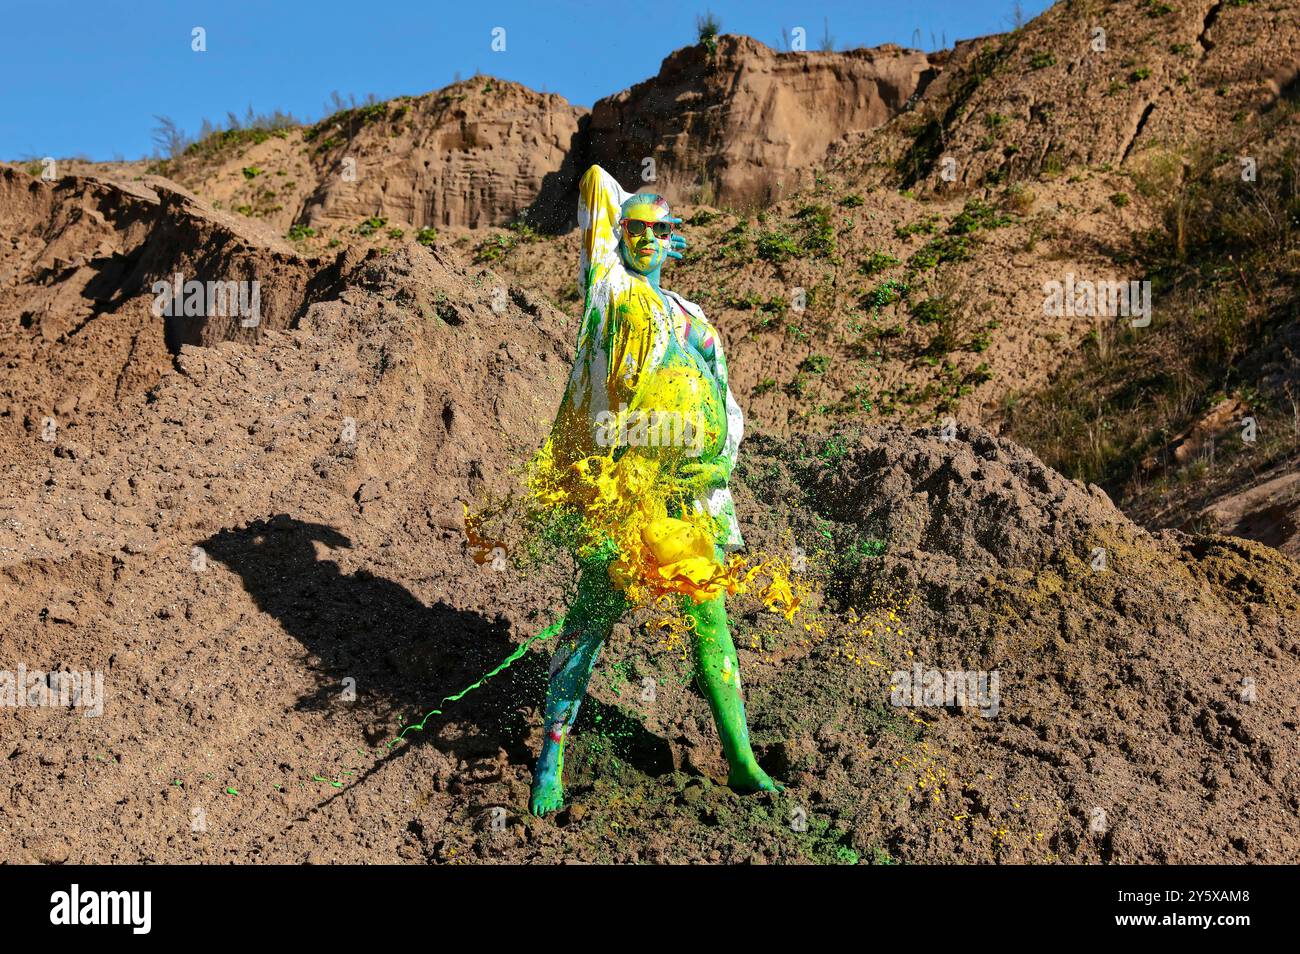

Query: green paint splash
left=386, top=619, right=567, bottom=747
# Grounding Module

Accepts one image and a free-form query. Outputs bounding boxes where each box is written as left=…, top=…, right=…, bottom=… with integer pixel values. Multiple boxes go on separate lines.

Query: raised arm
left=577, top=164, right=634, bottom=294
left=550, top=167, right=642, bottom=463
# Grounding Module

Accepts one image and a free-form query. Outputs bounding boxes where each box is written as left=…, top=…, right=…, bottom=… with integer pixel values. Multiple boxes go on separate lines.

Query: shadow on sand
left=199, top=514, right=674, bottom=778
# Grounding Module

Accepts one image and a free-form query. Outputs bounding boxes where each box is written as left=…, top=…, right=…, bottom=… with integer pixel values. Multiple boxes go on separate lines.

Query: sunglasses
left=621, top=218, right=675, bottom=239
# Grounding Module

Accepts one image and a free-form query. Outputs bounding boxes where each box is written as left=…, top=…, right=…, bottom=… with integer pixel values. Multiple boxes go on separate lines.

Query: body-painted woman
left=529, top=165, right=781, bottom=815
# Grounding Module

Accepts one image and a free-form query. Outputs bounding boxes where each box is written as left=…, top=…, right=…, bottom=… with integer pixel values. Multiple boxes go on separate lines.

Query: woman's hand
left=679, top=459, right=728, bottom=486
left=667, top=232, right=687, bottom=261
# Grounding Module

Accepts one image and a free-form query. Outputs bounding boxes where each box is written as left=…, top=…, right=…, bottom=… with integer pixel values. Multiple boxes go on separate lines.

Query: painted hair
left=620, top=192, right=673, bottom=220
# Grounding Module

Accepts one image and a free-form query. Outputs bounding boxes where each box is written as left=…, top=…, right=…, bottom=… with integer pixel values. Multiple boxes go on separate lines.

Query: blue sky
left=1, top=0, right=1056, bottom=161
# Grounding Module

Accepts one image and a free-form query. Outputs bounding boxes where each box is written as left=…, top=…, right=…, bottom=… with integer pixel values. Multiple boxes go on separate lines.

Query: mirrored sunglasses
left=622, top=218, right=675, bottom=239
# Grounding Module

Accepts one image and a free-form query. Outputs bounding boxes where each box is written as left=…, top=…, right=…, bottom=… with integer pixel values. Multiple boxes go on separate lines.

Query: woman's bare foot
left=727, top=762, right=784, bottom=793
left=529, top=776, right=565, bottom=816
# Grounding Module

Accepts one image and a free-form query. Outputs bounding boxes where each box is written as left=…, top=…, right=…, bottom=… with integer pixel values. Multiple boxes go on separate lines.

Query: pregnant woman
left=528, top=164, right=782, bottom=816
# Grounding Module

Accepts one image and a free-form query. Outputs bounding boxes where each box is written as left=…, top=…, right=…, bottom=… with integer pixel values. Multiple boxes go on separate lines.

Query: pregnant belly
left=632, top=360, right=726, bottom=460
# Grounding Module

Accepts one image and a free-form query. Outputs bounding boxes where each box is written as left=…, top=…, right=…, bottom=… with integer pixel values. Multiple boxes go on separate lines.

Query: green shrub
left=718, top=221, right=751, bottom=260
left=696, top=11, right=720, bottom=53
left=895, top=216, right=939, bottom=239
left=909, top=234, right=975, bottom=270
left=795, top=203, right=836, bottom=256
left=304, top=101, right=389, bottom=143
left=756, top=229, right=801, bottom=262
left=910, top=297, right=950, bottom=324
left=947, top=198, right=1012, bottom=234
left=859, top=251, right=901, bottom=275
left=862, top=279, right=909, bottom=309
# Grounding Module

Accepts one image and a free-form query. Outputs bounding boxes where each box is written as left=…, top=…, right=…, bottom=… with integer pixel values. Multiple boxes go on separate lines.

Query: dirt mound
left=0, top=196, right=573, bottom=570
left=3, top=240, right=1297, bottom=864
left=733, top=425, right=1300, bottom=863
left=831, top=0, right=1300, bottom=192
left=143, top=80, right=586, bottom=237
left=0, top=166, right=308, bottom=477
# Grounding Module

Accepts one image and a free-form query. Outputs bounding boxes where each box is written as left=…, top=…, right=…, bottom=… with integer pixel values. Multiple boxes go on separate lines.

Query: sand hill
left=2, top=0, right=1299, bottom=863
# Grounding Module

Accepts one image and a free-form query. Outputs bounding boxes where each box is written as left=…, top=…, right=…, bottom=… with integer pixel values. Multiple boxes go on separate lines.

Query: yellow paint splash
left=519, top=430, right=804, bottom=617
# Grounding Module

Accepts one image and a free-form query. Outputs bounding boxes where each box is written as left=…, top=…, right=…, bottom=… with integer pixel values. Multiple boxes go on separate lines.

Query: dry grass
left=1002, top=108, right=1300, bottom=494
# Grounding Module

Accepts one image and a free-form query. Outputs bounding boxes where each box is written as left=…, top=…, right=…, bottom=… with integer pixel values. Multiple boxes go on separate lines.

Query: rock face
left=300, top=80, right=588, bottom=231
left=151, top=38, right=933, bottom=233
left=585, top=35, right=934, bottom=209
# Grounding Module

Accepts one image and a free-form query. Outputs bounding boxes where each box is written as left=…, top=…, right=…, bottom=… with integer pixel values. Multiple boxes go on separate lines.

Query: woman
left=529, top=164, right=781, bottom=816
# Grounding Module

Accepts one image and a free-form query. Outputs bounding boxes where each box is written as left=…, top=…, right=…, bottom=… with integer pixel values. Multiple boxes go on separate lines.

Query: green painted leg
left=529, top=622, right=605, bottom=816
left=684, top=591, right=783, bottom=793
left=530, top=555, right=628, bottom=816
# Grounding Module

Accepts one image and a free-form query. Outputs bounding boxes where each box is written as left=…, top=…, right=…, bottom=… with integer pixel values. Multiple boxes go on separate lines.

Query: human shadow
left=198, top=515, right=673, bottom=777
left=521, top=116, right=589, bottom=234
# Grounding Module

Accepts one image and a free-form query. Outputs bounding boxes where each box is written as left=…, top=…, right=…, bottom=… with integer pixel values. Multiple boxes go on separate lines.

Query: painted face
left=618, top=194, right=675, bottom=276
